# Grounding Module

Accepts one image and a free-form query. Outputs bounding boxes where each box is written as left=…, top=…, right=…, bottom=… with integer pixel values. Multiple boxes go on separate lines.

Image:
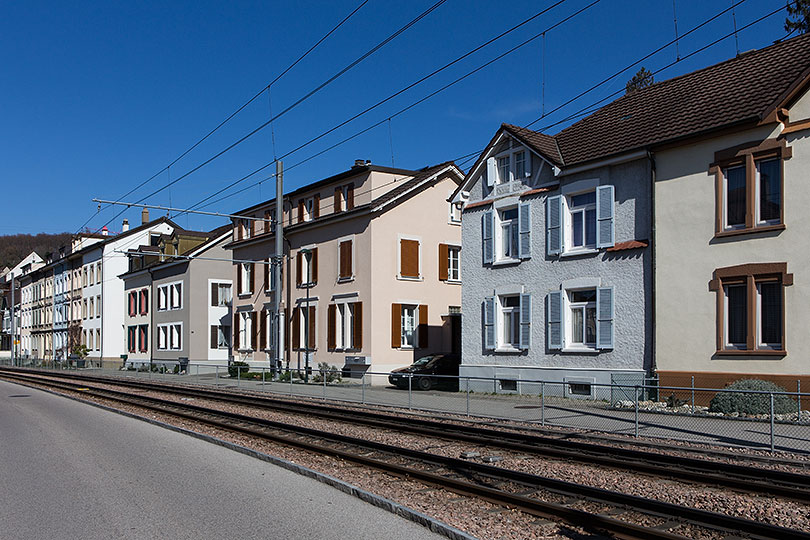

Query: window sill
left=448, top=220, right=462, bottom=226
left=397, top=276, right=423, bottom=282
left=560, top=248, right=599, bottom=258
left=494, top=346, right=521, bottom=354
left=491, top=259, right=520, bottom=267
left=714, top=223, right=785, bottom=239
left=237, top=293, right=252, bottom=298
left=714, top=349, right=786, bottom=357
left=337, top=277, right=354, bottom=283
left=561, top=346, right=601, bottom=354
left=445, top=279, right=462, bottom=285
left=297, top=283, right=317, bottom=289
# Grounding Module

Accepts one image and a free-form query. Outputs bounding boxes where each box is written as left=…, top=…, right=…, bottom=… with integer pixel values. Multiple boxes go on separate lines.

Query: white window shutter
left=484, top=296, right=495, bottom=350
left=547, top=290, right=562, bottom=349
left=596, top=286, right=614, bottom=349
left=524, top=152, right=531, bottom=179
left=596, top=185, right=615, bottom=248
left=518, top=202, right=531, bottom=259
left=519, top=293, right=531, bottom=350
left=546, top=195, right=562, bottom=256
left=486, top=157, right=496, bottom=187
left=482, top=210, right=494, bottom=264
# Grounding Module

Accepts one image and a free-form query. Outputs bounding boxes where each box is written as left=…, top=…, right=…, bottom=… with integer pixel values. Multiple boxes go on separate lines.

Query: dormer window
left=298, top=195, right=320, bottom=223
left=487, top=144, right=532, bottom=186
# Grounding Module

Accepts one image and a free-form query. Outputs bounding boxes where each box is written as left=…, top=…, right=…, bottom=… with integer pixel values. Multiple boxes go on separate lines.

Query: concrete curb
left=3, top=378, right=478, bottom=540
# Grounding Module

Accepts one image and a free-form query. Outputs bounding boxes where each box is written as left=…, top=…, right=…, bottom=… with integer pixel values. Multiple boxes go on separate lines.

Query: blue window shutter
left=482, top=210, right=494, bottom=264
left=519, top=293, right=531, bottom=350
left=484, top=296, right=495, bottom=350
left=546, top=195, right=562, bottom=256
left=486, top=157, right=496, bottom=187
left=596, top=185, right=615, bottom=248
left=547, top=291, right=562, bottom=349
left=518, top=202, right=531, bottom=259
left=596, top=286, right=614, bottom=349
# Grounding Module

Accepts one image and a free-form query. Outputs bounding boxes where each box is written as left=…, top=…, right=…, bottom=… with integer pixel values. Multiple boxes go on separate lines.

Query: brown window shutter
left=438, top=244, right=449, bottom=281
left=298, top=199, right=304, bottom=223
left=308, top=306, right=316, bottom=349
left=347, top=184, right=354, bottom=209
left=400, top=239, right=419, bottom=278
left=334, top=186, right=342, bottom=212
left=418, top=305, right=428, bottom=348
left=211, top=282, right=218, bottom=306
left=234, top=314, right=240, bottom=350
left=327, top=304, right=336, bottom=350
left=311, top=248, right=318, bottom=284
left=264, top=211, right=270, bottom=233
left=339, top=241, right=352, bottom=279
left=251, top=311, right=258, bottom=350
left=237, top=264, right=242, bottom=294
left=211, top=325, right=218, bottom=349
left=391, top=303, right=401, bottom=348
left=346, top=240, right=353, bottom=277
left=264, top=260, right=269, bottom=292
left=259, top=310, right=266, bottom=350
left=353, top=302, right=362, bottom=350
left=236, top=223, right=242, bottom=240
left=313, top=194, right=320, bottom=219
left=292, top=308, right=300, bottom=350
left=296, top=251, right=302, bottom=286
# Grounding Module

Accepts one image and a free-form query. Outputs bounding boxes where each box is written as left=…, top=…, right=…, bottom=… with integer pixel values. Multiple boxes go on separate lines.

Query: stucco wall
left=460, top=155, right=652, bottom=389
left=654, top=116, right=810, bottom=377
left=123, top=272, right=151, bottom=362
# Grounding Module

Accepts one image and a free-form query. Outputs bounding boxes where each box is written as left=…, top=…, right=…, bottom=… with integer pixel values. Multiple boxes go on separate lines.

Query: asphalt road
left=0, top=379, right=447, bottom=540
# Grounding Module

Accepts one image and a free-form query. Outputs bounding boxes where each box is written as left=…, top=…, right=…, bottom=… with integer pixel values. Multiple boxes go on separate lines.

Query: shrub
left=709, top=379, right=795, bottom=415
left=278, top=370, right=302, bottom=382
left=312, top=362, right=342, bottom=384
left=228, top=361, right=250, bottom=378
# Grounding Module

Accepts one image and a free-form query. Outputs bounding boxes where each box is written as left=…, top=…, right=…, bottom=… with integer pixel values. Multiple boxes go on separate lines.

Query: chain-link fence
left=3, top=358, right=809, bottom=454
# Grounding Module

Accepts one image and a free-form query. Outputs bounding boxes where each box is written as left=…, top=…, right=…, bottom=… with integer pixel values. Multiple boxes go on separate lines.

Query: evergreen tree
left=786, top=0, right=810, bottom=35
left=625, top=67, right=654, bottom=95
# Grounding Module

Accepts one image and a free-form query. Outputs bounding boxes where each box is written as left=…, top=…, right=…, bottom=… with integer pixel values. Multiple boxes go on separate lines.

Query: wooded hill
left=0, top=233, right=73, bottom=271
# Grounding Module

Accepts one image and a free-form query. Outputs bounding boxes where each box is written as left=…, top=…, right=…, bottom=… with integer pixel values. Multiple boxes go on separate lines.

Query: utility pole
left=274, top=160, right=284, bottom=376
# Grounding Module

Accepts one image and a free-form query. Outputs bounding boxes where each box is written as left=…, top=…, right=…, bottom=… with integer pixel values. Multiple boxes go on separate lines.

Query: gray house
left=452, top=124, right=652, bottom=397
left=121, top=225, right=233, bottom=367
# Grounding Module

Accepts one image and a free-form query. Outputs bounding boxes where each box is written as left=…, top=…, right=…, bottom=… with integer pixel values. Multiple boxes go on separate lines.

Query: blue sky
left=0, top=0, right=793, bottom=235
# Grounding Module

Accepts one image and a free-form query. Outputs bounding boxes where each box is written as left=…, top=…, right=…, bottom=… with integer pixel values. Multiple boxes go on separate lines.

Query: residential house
left=452, top=122, right=652, bottom=396
left=226, top=160, right=464, bottom=378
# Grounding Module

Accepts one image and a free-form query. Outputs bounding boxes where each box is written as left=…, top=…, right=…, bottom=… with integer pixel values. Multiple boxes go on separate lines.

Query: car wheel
left=417, top=377, right=432, bottom=391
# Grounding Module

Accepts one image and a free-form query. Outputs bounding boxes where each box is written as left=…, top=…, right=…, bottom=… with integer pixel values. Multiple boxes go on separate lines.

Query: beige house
left=225, top=160, right=464, bottom=377
left=651, top=34, right=810, bottom=390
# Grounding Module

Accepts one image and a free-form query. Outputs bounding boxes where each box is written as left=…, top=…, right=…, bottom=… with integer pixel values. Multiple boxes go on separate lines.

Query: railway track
left=6, top=367, right=809, bottom=504
left=3, top=369, right=810, bottom=540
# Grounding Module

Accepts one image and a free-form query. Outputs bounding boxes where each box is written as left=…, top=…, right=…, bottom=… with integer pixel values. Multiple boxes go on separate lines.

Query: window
left=500, top=296, right=520, bottom=349
left=292, top=306, right=316, bottom=350
left=157, top=282, right=182, bottom=310
left=338, top=239, right=353, bottom=281
left=713, top=139, right=788, bottom=235
left=569, top=383, right=592, bottom=396
left=127, top=326, right=136, bottom=353
left=240, top=263, right=253, bottom=295
left=710, top=263, right=791, bottom=354
left=89, top=265, right=94, bottom=286
left=546, top=186, right=614, bottom=255
left=484, top=294, right=531, bottom=351
left=335, top=183, right=354, bottom=212
left=568, top=289, right=597, bottom=347
left=128, top=292, right=137, bottom=317
left=211, top=282, right=232, bottom=306
left=547, top=286, right=613, bottom=350
left=158, top=286, right=167, bottom=310
left=96, top=295, right=101, bottom=317
left=296, top=248, right=317, bottom=286
left=399, top=238, right=420, bottom=279
left=448, top=246, right=460, bottom=281
left=483, top=203, right=531, bottom=264
left=139, top=289, right=148, bottom=315
left=401, top=305, right=416, bottom=348
left=449, top=200, right=462, bottom=224
left=242, top=219, right=252, bottom=239
left=138, top=325, right=148, bottom=352
left=237, top=312, right=253, bottom=350
left=211, top=325, right=230, bottom=349
left=298, top=195, right=319, bottom=222
left=96, top=263, right=101, bottom=284
left=157, top=323, right=182, bottom=351
left=95, top=329, right=100, bottom=351
left=89, top=297, right=94, bottom=319
left=486, top=144, right=532, bottom=186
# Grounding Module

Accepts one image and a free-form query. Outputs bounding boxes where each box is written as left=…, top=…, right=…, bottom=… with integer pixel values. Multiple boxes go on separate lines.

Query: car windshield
left=411, top=355, right=439, bottom=367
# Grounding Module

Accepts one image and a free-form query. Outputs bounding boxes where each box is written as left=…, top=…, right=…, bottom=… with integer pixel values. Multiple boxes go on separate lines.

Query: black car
left=388, top=353, right=461, bottom=391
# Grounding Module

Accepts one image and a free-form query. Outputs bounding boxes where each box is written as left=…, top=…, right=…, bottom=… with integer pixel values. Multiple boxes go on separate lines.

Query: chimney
left=122, top=219, right=129, bottom=232
left=141, top=207, right=149, bottom=224
left=101, top=226, right=109, bottom=236
left=353, top=159, right=366, bottom=168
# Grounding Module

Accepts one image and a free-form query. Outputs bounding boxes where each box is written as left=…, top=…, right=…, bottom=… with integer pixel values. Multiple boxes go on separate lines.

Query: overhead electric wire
left=79, top=0, right=370, bottom=234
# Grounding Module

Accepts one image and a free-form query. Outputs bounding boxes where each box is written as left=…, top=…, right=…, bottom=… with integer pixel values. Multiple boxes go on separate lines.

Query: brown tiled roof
left=371, top=162, right=462, bottom=208
left=606, top=239, right=648, bottom=252
left=554, top=33, right=810, bottom=165
left=462, top=199, right=493, bottom=211
left=503, top=124, right=564, bottom=167
left=520, top=185, right=559, bottom=197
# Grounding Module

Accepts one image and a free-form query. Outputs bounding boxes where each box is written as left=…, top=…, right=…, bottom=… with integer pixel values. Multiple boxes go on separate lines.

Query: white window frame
left=213, top=281, right=232, bottom=306
left=242, top=218, right=252, bottom=239
left=400, top=304, right=417, bottom=349
left=157, top=285, right=168, bottom=311
left=95, top=329, right=101, bottom=351
left=722, top=164, right=747, bottom=231
left=566, top=289, right=597, bottom=350
left=496, top=207, right=519, bottom=262
left=448, top=245, right=461, bottom=282
left=239, top=311, right=252, bottom=351
left=217, top=325, right=230, bottom=349
left=339, top=184, right=351, bottom=212
left=303, top=196, right=315, bottom=222
left=566, top=191, right=597, bottom=252
left=335, top=302, right=355, bottom=351
left=300, top=250, right=314, bottom=286
left=498, top=295, right=521, bottom=350
left=754, top=157, right=781, bottom=226
left=493, top=144, right=531, bottom=185
left=241, top=263, right=253, bottom=295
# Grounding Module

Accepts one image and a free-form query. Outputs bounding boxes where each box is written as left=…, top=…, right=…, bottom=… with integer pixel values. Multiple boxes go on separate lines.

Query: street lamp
left=299, top=248, right=313, bottom=383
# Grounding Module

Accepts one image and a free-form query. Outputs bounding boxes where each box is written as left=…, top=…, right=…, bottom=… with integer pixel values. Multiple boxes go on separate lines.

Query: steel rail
left=10, top=367, right=808, bottom=502
left=4, top=371, right=809, bottom=540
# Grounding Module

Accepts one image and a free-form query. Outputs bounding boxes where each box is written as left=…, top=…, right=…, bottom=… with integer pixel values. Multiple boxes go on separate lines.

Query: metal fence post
left=322, top=369, right=326, bottom=400
left=362, top=374, right=366, bottom=404
left=466, top=377, right=470, bottom=417
left=770, top=392, right=775, bottom=453
left=237, top=366, right=240, bottom=388
left=634, top=386, right=640, bottom=438
left=541, top=381, right=545, bottom=427
left=691, top=375, right=695, bottom=415
left=215, top=365, right=219, bottom=385
left=408, top=374, right=412, bottom=410
left=290, top=369, right=293, bottom=395
left=262, top=368, right=266, bottom=391
left=798, top=380, right=802, bottom=424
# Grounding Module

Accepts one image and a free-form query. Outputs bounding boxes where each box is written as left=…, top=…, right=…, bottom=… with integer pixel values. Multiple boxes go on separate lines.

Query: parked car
left=388, top=353, right=460, bottom=391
